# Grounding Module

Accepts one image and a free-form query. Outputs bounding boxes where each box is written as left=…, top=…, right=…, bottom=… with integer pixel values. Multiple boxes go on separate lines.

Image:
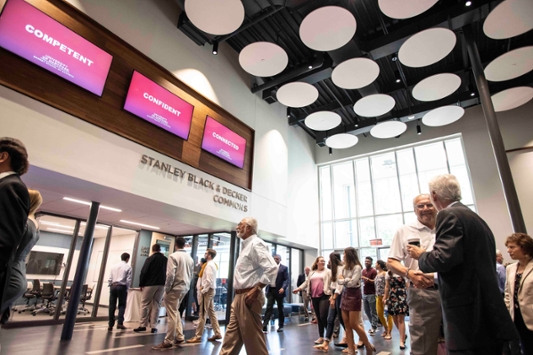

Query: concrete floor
left=0, top=315, right=416, bottom=355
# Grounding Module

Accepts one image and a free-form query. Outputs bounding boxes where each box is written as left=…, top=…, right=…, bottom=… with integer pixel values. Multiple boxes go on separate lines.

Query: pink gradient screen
left=0, top=0, right=113, bottom=96
left=123, top=71, right=194, bottom=140
left=201, top=116, right=246, bottom=169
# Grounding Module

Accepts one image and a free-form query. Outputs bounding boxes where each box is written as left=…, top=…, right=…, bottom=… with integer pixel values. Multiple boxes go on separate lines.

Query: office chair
left=77, top=284, right=93, bottom=315
left=17, top=279, right=41, bottom=313
left=32, top=283, right=57, bottom=315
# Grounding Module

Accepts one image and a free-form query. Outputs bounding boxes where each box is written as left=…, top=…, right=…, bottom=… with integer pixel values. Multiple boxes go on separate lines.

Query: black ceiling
left=175, top=0, right=533, bottom=146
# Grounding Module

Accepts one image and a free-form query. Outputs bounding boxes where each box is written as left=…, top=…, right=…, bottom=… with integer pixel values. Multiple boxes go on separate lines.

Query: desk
left=124, top=288, right=142, bottom=322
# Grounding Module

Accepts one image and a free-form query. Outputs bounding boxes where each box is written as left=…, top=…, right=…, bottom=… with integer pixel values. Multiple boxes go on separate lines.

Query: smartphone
left=408, top=240, right=420, bottom=247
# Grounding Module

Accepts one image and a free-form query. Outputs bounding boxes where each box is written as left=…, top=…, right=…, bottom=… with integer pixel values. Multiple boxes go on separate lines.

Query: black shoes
left=151, top=328, right=158, bottom=333
left=262, top=326, right=267, bottom=333
left=277, top=327, right=284, bottom=332
left=133, top=327, right=146, bottom=332
left=117, top=324, right=127, bottom=330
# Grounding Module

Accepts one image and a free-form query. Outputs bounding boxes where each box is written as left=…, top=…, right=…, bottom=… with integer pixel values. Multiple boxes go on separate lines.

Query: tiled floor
left=0, top=316, right=411, bottom=355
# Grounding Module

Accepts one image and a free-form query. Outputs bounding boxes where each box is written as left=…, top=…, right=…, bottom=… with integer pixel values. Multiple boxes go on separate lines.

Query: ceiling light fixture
left=40, top=221, right=73, bottom=228
left=408, top=114, right=416, bottom=120
left=469, top=84, right=476, bottom=96
left=287, top=107, right=291, bottom=118
left=465, top=1, right=472, bottom=6
left=329, top=147, right=332, bottom=155
left=63, top=197, right=122, bottom=212
left=417, top=121, right=422, bottom=135
left=212, top=41, right=218, bottom=55
left=80, top=222, right=108, bottom=230
left=394, top=70, right=401, bottom=83
left=120, top=220, right=160, bottom=230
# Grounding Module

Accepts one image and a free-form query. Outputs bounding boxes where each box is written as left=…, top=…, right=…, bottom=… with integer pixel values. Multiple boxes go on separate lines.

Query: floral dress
left=386, top=273, right=409, bottom=315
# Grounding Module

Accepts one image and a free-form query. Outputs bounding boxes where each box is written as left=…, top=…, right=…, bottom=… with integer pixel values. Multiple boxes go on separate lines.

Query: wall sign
left=124, top=71, right=194, bottom=140
left=140, top=154, right=248, bottom=212
left=0, top=0, right=113, bottom=96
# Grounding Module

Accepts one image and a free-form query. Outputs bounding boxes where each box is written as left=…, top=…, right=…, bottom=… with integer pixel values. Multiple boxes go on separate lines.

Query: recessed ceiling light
left=120, top=220, right=160, bottom=230
left=40, top=221, right=73, bottom=228
left=408, top=115, right=416, bottom=120
left=465, top=1, right=472, bottom=7
left=80, top=222, right=109, bottom=230
left=63, top=197, right=122, bottom=212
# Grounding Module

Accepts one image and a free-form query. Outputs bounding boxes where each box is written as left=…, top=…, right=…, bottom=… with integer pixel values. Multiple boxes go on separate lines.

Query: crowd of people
left=1, top=136, right=532, bottom=355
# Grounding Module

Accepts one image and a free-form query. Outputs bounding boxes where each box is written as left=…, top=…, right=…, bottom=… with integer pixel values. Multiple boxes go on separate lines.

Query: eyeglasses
left=416, top=203, right=434, bottom=209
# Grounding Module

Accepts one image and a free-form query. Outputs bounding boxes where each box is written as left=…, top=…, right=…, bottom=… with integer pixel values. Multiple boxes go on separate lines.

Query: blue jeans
left=363, top=293, right=378, bottom=330
left=325, top=294, right=344, bottom=341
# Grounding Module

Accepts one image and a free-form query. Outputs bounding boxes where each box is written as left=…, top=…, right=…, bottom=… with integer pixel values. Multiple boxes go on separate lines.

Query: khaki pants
left=220, top=292, right=268, bottom=355
left=139, top=285, right=164, bottom=328
left=163, top=290, right=187, bottom=344
left=194, top=288, right=221, bottom=337
left=407, top=287, right=442, bottom=355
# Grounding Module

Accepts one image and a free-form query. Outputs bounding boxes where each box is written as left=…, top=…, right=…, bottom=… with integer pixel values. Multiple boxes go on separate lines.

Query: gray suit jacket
left=418, top=202, right=519, bottom=351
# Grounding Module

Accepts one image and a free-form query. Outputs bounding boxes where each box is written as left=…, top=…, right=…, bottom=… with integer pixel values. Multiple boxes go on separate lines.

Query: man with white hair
left=219, top=217, right=277, bottom=355
left=408, top=174, right=519, bottom=355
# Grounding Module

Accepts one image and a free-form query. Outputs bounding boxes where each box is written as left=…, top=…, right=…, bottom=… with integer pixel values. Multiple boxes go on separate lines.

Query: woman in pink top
left=294, top=256, right=332, bottom=344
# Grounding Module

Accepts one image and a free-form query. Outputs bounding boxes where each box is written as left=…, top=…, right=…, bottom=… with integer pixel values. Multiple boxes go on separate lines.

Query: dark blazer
left=266, top=264, right=289, bottom=298
left=0, top=174, right=29, bottom=309
left=418, top=202, right=519, bottom=351
left=139, top=252, right=167, bottom=287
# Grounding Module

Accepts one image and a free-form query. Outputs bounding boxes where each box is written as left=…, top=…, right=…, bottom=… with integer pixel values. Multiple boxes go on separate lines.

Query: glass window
left=291, top=248, right=302, bottom=303
left=320, top=166, right=333, bottom=221
left=355, top=158, right=373, bottom=217
left=211, top=233, right=231, bottom=318
left=319, top=135, right=476, bottom=255
left=359, top=217, right=375, bottom=248
left=371, top=152, right=402, bottom=214
left=322, top=223, right=333, bottom=250
left=332, top=162, right=356, bottom=219
left=396, top=148, right=420, bottom=212
left=375, top=214, right=403, bottom=246
left=358, top=248, right=377, bottom=263
left=334, top=220, right=357, bottom=249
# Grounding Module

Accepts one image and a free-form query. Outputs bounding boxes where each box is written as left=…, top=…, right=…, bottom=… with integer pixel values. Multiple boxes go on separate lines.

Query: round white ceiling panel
left=398, top=28, right=456, bottom=68
left=484, top=0, right=533, bottom=40
left=299, top=6, right=356, bottom=51
left=326, top=133, right=359, bottom=149
left=276, top=82, right=318, bottom=108
left=370, top=121, right=407, bottom=139
left=378, top=0, right=439, bottom=20
left=239, top=42, right=288, bottom=77
left=305, top=111, right=342, bottom=131
left=412, top=73, right=462, bottom=102
left=185, top=0, right=244, bottom=35
left=331, top=58, right=380, bottom=89
left=422, top=106, right=465, bottom=127
left=492, top=86, right=533, bottom=112
left=353, top=94, right=396, bottom=117
left=484, top=46, right=533, bottom=82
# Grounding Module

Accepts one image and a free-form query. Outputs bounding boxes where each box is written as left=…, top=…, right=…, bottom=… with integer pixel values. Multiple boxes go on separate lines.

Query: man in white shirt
left=387, top=194, right=441, bottom=355
left=219, top=217, right=277, bottom=355
left=152, top=237, right=194, bottom=350
left=108, top=253, right=132, bottom=331
left=187, top=248, right=222, bottom=343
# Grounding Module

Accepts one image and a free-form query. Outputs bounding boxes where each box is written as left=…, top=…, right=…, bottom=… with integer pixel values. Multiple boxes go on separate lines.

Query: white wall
left=316, top=100, right=533, bottom=254
left=0, top=0, right=319, bottom=246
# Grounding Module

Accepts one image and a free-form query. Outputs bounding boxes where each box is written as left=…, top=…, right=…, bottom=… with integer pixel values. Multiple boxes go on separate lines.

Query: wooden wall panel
left=0, top=0, right=254, bottom=190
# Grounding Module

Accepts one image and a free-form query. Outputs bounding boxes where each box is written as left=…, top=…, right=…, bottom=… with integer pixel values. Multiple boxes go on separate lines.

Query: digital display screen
left=124, top=71, right=194, bottom=140
left=201, top=116, right=246, bottom=169
left=0, top=0, right=113, bottom=96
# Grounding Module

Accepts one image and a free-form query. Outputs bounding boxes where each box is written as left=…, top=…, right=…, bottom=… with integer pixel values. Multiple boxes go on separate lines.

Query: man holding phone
left=387, top=194, right=442, bottom=355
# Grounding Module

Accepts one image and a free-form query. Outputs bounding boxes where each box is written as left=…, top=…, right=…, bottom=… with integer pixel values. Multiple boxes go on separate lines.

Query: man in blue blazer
left=263, top=254, right=289, bottom=332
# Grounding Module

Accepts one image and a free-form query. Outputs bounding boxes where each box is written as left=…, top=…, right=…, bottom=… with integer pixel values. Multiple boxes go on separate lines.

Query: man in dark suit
left=0, top=138, right=30, bottom=315
left=408, top=174, right=519, bottom=355
left=262, top=254, right=289, bottom=332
